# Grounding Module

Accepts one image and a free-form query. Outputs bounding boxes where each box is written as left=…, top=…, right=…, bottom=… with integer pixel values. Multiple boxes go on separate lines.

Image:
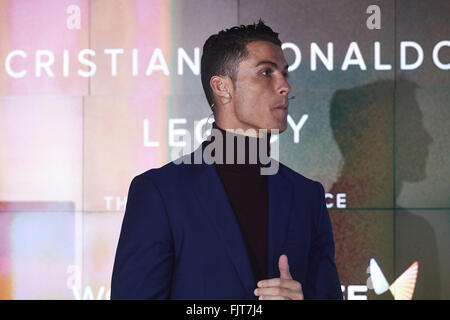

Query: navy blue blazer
left=111, top=141, right=342, bottom=299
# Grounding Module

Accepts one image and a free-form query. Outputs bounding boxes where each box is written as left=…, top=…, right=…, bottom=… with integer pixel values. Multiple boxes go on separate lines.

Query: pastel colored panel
left=0, top=212, right=75, bottom=299
left=0, top=0, right=90, bottom=96
left=83, top=94, right=167, bottom=211
left=0, top=96, right=82, bottom=211
left=80, top=211, right=124, bottom=300
left=89, top=0, right=238, bottom=96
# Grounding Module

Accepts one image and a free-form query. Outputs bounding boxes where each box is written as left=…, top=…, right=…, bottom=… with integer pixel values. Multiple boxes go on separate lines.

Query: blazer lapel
left=192, top=142, right=255, bottom=295
left=267, top=162, right=294, bottom=279
left=190, top=142, right=294, bottom=293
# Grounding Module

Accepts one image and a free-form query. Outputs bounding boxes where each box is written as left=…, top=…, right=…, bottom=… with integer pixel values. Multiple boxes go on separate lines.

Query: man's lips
left=274, top=103, right=288, bottom=110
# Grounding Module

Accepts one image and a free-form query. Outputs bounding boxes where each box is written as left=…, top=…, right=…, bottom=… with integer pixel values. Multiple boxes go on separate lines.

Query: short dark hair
left=201, top=19, right=282, bottom=109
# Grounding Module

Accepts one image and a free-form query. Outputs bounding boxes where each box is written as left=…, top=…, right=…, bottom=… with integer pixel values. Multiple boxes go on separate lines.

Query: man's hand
left=254, top=254, right=304, bottom=300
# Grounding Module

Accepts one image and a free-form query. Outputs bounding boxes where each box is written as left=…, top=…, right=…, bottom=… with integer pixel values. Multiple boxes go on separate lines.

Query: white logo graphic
left=367, top=258, right=419, bottom=300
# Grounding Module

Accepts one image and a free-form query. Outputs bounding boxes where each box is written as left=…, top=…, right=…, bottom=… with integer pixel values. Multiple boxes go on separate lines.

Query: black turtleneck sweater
left=204, top=122, right=271, bottom=285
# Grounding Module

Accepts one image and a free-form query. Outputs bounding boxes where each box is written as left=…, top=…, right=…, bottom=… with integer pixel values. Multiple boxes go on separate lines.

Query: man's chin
left=269, top=122, right=288, bottom=134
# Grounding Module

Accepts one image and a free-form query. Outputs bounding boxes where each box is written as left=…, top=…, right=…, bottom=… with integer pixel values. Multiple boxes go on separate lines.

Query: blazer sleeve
left=303, top=182, right=343, bottom=300
left=111, top=173, right=174, bottom=299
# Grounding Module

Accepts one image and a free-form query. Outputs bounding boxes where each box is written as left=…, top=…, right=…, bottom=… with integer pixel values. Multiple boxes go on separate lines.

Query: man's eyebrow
left=255, top=60, right=289, bottom=71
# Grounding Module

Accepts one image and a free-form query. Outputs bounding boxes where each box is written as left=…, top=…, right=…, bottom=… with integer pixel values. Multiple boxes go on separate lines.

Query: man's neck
left=214, top=119, right=268, bottom=138
left=205, top=122, right=271, bottom=169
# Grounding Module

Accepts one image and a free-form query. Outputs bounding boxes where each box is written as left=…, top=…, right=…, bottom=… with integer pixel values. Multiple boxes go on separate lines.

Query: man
left=111, top=20, right=342, bottom=300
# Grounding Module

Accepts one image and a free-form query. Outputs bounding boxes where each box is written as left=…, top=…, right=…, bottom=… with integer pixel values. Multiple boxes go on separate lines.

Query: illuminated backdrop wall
left=0, top=0, right=449, bottom=300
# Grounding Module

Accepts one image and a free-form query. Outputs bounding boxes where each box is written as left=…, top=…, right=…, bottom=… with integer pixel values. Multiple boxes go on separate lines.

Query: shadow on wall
left=328, top=78, right=440, bottom=299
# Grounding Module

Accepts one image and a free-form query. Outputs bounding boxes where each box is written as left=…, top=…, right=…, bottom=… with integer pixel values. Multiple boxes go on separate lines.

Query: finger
left=258, top=278, right=301, bottom=291
left=254, top=287, right=295, bottom=298
left=279, top=254, right=292, bottom=280
left=259, top=295, right=289, bottom=300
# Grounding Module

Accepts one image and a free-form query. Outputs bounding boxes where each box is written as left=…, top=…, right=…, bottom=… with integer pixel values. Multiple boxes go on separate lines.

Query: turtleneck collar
left=204, top=121, right=272, bottom=176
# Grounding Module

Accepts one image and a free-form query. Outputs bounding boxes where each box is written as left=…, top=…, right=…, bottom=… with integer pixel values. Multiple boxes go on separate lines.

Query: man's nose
left=278, top=77, right=291, bottom=96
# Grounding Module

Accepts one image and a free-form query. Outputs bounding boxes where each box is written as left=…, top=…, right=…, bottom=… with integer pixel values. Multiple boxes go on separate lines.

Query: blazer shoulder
left=133, top=157, right=200, bottom=189
left=279, top=161, right=323, bottom=191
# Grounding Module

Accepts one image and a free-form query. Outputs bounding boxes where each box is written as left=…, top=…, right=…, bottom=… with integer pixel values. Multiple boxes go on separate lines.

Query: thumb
left=279, top=254, right=292, bottom=280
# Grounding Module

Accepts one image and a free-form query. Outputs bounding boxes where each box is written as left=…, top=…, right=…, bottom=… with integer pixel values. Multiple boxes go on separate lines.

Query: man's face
left=231, top=40, right=291, bottom=134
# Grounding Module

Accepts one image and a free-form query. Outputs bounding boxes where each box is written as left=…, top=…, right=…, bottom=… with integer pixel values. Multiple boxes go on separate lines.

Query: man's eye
left=262, top=69, right=272, bottom=76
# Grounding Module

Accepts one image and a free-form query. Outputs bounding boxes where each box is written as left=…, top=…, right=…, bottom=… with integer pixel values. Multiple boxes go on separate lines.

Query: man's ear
left=210, top=75, right=232, bottom=104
